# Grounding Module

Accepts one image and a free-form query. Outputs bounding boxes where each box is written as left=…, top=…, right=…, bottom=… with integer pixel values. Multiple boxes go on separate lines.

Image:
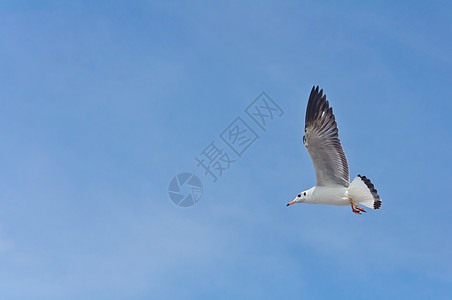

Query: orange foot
left=351, top=204, right=361, bottom=214
left=350, top=198, right=366, bottom=214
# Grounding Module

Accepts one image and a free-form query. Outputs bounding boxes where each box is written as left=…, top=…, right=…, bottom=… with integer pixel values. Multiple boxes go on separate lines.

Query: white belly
left=307, top=185, right=350, bottom=206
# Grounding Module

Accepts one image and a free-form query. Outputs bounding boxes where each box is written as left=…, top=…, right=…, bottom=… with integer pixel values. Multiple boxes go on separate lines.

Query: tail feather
left=348, top=175, right=382, bottom=209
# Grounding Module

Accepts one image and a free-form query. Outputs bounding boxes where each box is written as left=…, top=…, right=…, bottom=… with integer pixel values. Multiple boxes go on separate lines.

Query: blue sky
left=0, top=1, right=451, bottom=299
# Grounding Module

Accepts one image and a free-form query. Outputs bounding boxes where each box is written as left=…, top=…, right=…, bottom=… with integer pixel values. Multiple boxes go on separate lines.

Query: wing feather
left=304, top=86, right=349, bottom=186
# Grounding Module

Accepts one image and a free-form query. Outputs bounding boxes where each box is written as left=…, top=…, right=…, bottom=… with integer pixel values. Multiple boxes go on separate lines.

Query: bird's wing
left=303, top=86, right=349, bottom=187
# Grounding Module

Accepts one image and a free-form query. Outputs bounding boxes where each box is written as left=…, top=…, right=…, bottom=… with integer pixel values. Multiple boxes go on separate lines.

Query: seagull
left=287, top=86, right=381, bottom=214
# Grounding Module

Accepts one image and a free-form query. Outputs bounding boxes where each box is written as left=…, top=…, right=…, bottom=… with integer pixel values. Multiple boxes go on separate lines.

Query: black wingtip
left=305, top=85, right=329, bottom=128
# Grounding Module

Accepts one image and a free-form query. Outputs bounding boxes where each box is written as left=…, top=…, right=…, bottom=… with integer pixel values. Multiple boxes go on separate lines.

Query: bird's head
left=287, top=190, right=309, bottom=206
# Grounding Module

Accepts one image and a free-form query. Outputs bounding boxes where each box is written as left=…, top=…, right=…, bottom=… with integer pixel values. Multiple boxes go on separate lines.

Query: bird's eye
left=297, top=194, right=301, bottom=198
left=304, top=192, right=306, bottom=196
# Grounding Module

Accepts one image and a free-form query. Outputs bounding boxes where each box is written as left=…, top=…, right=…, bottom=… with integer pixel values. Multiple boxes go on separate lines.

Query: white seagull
left=287, top=86, right=381, bottom=214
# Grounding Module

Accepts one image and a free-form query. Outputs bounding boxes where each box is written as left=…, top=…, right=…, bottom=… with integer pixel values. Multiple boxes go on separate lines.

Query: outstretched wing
left=303, top=86, right=349, bottom=187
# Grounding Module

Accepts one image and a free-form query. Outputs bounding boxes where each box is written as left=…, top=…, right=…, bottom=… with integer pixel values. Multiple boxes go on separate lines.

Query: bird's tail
left=347, top=175, right=382, bottom=209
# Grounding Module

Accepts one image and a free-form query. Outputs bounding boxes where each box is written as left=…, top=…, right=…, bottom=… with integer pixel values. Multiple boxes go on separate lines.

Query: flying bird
left=287, top=86, right=381, bottom=214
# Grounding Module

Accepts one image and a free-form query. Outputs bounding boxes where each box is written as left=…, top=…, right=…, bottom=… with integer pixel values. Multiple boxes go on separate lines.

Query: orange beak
left=286, top=200, right=296, bottom=206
